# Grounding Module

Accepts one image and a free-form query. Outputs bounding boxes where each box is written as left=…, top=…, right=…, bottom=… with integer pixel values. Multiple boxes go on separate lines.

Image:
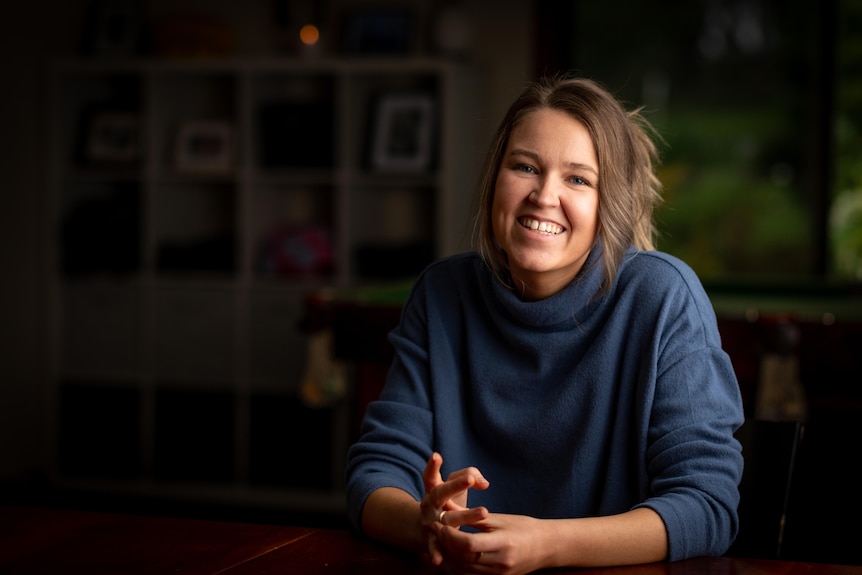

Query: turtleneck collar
left=481, top=243, right=610, bottom=329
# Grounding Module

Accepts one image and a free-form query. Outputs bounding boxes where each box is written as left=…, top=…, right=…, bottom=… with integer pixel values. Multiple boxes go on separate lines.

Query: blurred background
left=1, top=0, right=860, bottom=565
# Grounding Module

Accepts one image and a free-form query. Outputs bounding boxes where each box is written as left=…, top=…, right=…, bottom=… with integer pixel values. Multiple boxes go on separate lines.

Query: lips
left=518, top=217, right=564, bottom=235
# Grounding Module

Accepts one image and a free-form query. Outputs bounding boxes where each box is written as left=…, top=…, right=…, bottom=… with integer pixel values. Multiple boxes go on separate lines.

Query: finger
left=437, top=522, right=497, bottom=555
left=434, top=526, right=499, bottom=574
left=466, top=556, right=498, bottom=575
left=422, top=452, right=444, bottom=492
left=445, top=466, right=491, bottom=490
left=433, top=476, right=488, bottom=511
left=426, top=533, right=444, bottom=566
left=438, top=505, right=489, bottom=528
left=438, top=551, right=495, bottom=575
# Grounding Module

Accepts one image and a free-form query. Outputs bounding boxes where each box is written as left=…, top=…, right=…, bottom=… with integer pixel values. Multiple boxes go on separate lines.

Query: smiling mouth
left=519, top=217, right=565, bottom=235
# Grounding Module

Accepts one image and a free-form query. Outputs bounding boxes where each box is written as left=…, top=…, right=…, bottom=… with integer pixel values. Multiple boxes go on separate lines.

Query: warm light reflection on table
left=2, top=506, right=861, bottom=574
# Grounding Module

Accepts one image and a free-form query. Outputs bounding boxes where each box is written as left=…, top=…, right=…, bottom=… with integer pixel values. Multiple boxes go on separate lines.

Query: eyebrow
left=507, top=148, right=599, bottom=176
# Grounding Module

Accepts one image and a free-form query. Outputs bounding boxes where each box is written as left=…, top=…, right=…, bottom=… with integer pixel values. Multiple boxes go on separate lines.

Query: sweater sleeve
left=344, top=274, right=436, bottom=532
left=632, top=257, right=744, bottom=560
left=638, top=347, right=744, bottom=559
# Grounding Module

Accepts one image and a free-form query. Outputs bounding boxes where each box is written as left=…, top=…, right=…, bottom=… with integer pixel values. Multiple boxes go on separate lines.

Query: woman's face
left=492, top=107, right=599, bottom=300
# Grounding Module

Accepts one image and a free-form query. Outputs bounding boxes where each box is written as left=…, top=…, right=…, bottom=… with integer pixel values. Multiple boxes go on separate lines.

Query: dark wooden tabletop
left=2, top=505, right=860, bottom=575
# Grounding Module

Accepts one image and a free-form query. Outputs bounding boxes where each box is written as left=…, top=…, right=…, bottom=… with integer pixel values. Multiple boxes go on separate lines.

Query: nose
left=529, top=177, right=559, bottom=207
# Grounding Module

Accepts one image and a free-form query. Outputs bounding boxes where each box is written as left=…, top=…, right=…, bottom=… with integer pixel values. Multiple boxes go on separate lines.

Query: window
left=537, top=0, right=860, bottom=284
left=832, top=0, right=862, bottom=280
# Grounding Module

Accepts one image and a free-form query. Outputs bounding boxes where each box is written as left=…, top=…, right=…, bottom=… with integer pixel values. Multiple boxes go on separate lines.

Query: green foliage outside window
left=571, top=0, right=859, bottom=284
left=831, top=0, right=862, bottom=280
left=655, top=106, right=812, bottom=280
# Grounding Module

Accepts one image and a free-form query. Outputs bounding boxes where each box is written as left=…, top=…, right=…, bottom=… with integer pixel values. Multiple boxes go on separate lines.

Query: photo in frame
left=84, top=0, right=143, bottom=57
left=175, top=121, right=234, bottom=173
left=87, top=111, right=141, bottom=163
left=369, top=93, right=436, bottom=173
left=341, top=8, right=412, bottom=54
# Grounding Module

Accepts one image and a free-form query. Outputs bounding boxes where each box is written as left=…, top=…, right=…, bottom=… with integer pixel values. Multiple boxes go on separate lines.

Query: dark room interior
left=1, top=0, right=861, bottom=569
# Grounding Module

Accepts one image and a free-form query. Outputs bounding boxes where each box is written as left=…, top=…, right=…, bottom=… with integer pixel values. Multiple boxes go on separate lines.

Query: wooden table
left=2, top=505, right=861, bottom=574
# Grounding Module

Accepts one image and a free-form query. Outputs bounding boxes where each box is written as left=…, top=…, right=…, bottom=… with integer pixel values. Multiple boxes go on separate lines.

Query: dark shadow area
left=728, top=419, right=804, bottom=560
left=1, top=477, right=350, bottom=529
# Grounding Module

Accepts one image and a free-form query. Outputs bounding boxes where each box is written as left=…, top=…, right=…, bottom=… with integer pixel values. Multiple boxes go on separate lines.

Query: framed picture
left=87, top=111, right=141, bottom=163
left=342, top=9, right=412, bottom=54
left=370, top=93, right=436, bottom=173
left=85, top=0, right=143, bottom=57
left=175, top=121, right=234, bottom=173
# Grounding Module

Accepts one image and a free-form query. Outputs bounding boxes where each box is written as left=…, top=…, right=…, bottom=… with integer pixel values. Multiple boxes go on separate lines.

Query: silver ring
left=436, top=509, right=447, bottom=524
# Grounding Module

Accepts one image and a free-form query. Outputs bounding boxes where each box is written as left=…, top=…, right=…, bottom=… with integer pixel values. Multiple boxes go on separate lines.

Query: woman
left=345, top=74, right=744, bottom=574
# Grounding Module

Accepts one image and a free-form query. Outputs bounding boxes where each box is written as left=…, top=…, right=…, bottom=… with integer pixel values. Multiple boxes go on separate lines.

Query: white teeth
left=520, top=217, right=563, bottom=235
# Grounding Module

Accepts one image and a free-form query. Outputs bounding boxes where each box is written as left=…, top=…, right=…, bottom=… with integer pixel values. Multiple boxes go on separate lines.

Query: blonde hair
left=475, top=74, right=663, bottom=295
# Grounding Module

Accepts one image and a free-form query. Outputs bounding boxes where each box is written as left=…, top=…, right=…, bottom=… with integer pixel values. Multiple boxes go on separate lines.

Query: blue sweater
left=345, top=247, right=744, bottom=560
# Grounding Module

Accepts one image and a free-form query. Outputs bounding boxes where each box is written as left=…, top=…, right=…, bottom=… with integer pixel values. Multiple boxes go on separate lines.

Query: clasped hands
left=420, top=452, right=545, bottom=575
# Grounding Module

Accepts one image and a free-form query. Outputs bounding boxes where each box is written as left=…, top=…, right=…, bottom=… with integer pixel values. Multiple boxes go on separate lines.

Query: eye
left=514, top=163, right=536, bottom=174
left=569, top=175, right=590, bottom=186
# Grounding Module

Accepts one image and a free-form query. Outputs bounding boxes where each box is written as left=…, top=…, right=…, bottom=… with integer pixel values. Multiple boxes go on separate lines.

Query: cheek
left=563, top=195, right=599, bottom=232
left=580, top=191, right=600, bottom=216
left=490, top=185, right=511, bottom=233
left=490, top=196, right=506, bottom=244
left=585, top=199, right=600, bottom=226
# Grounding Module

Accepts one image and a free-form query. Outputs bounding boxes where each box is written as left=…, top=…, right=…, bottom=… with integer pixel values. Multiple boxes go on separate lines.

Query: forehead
left=508, top=108, right=597, bottom=161
left=513, top=106, right=587, bottom=135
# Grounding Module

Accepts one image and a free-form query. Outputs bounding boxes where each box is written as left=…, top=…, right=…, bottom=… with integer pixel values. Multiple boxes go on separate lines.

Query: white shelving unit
left=46, top=57, right=479, bottom=513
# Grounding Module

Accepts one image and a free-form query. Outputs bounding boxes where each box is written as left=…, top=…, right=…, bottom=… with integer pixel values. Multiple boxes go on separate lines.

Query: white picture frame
left=87, top=112, right=141, bottom=163
left=175, top=121, right=234, bottom=173
left=370, top=93, right=435, bottom=173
